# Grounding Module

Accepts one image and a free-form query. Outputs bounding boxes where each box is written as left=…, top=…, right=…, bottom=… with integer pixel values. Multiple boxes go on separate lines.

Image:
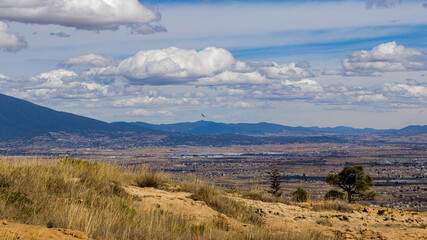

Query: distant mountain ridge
left=112, top=121, right=388, bottom=135
left=0, top=93, right=343, bottom=148
left=0, top=92, right=425, bottom=149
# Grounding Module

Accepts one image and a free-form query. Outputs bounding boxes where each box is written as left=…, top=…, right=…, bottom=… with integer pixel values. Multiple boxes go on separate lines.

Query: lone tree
left=268, top=167, right=282, bottom=198
left=325, top=165, right=375, bottom=203
left=291, top=188, right=308, bottom=202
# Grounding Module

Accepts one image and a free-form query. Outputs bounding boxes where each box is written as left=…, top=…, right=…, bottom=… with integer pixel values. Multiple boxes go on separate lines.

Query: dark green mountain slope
left=0, top=93, right=120, bottom=141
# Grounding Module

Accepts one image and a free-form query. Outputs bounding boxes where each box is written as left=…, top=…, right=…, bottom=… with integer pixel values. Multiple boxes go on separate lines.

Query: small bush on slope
left=135, top=166, right=167, bottom=188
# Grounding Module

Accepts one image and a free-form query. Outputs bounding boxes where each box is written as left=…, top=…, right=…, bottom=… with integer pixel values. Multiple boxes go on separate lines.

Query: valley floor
left=0, top=157, right=425, bottom=240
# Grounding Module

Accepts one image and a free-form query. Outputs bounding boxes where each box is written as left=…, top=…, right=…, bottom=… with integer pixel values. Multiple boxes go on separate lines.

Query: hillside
left=0, top=93, right=121, bottom=141
left=0, top=158, right=425, bottom=240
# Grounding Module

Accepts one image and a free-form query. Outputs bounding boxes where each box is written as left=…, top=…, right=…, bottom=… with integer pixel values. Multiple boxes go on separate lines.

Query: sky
left=0, top=0, right=426, bottom=129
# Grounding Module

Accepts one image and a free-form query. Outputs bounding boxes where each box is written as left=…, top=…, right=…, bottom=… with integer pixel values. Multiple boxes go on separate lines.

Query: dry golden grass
left=243, top=190, right=288, bottom=204
left=312, top=200, right=354, bottom=213
left=135, top=166, right=168, bottom=188
left=0, top=157, right=336, bottom=240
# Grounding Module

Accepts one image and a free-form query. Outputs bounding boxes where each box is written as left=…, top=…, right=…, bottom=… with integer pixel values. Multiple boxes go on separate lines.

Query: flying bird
left=201, top=113, right=206, bottom=118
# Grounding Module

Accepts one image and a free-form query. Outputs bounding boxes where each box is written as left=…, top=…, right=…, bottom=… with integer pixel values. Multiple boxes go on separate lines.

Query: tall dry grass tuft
left=312, top=200, right=354, bottom=213
left=135, top=166, right=167, bottom=188
left=243, top=190, right=288, bottom=204
left=179, top=177, right=264, bottom=225
left=238, top=227, right=335, bottom=240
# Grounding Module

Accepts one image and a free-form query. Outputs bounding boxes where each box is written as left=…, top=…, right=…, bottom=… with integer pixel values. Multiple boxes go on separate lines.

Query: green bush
left=291, top=188, right=308, bottom=202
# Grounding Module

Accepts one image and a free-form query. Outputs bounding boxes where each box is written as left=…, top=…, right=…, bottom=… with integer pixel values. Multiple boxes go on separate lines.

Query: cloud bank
left=0, top=0, right=164, bottom=34
left=2, top=43, right=426, bottom=119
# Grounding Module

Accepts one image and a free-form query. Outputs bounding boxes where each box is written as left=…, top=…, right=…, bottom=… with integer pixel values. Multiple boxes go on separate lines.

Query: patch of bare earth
left=0, top=220, right=89, bottom=240
left=124, top=186, right=245, bottom=230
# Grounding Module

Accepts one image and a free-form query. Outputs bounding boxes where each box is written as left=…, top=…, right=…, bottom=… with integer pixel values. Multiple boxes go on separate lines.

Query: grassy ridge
left=0, top=157, right=334, bottom=240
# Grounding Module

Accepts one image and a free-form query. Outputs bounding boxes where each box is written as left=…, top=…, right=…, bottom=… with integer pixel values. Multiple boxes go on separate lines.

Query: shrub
left=324, top=190, right=345, bottom=201
left=291, top=188, right=308, bottom=202
left=135, top=166, right=167, bottom=188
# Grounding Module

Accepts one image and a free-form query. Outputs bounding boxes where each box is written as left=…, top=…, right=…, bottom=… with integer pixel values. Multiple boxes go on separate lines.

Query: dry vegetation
left=312, top=201, right=355, bottom=213
left=0, top=157, right=335, bottom=240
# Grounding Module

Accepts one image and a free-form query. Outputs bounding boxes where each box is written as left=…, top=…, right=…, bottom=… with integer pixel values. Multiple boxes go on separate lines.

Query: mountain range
left=112, top=121, right=384, bottom=135
left=0, top=92, right=425, bottom=149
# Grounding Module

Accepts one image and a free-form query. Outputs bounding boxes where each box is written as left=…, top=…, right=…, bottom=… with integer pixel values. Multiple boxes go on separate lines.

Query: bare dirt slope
left=0, top=220, right=89, bottom=240
left=125, top=186, right=427, bottom=240
left=232, top=197, right=427, bottom=240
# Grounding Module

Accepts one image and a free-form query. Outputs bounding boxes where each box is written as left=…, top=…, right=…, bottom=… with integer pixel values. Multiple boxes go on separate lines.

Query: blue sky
left=0, top=0, right=426, bottom=128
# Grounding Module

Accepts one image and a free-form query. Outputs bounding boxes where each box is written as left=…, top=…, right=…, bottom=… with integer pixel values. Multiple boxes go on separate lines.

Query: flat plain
left=15, top=142, right=425, bottom=212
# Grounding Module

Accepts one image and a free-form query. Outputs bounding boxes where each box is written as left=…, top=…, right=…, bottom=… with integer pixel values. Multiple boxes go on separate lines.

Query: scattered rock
left=377, top=209, right=386, bottom=216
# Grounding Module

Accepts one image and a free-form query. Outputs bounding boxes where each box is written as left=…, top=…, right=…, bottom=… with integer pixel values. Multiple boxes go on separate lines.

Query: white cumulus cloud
left=83, top=47, right=314, bottom=86
left=281, top=79, right=323, bottom=93
left=0, top=21, right=27, bottom=51
left=382, top=83, right=427, bottom=98
left=61, top=54, right=117, bottom=68
left=342, top=42, right=426, bottom=75
left=356, top=94, right=388, bottom=102
left=90, top=47, right=236, bottom=85
left=0, top=0, right=163, bottom=34
left=0, top=73, right=9, bottom=80
left=30, top=69, right=78, bottom=88
left=260, top=62, right=314, bottom=81
left=126, top=109, right=174, bottom=117
left=233, top=101, right=253, bottom=108
left=113, top=96, right=177, bottom=107
left=198, top=71, right=267, bottom=86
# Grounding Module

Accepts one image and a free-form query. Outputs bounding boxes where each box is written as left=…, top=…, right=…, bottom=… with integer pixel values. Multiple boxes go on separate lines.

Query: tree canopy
left=325, top=165, right=375, bottom=203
